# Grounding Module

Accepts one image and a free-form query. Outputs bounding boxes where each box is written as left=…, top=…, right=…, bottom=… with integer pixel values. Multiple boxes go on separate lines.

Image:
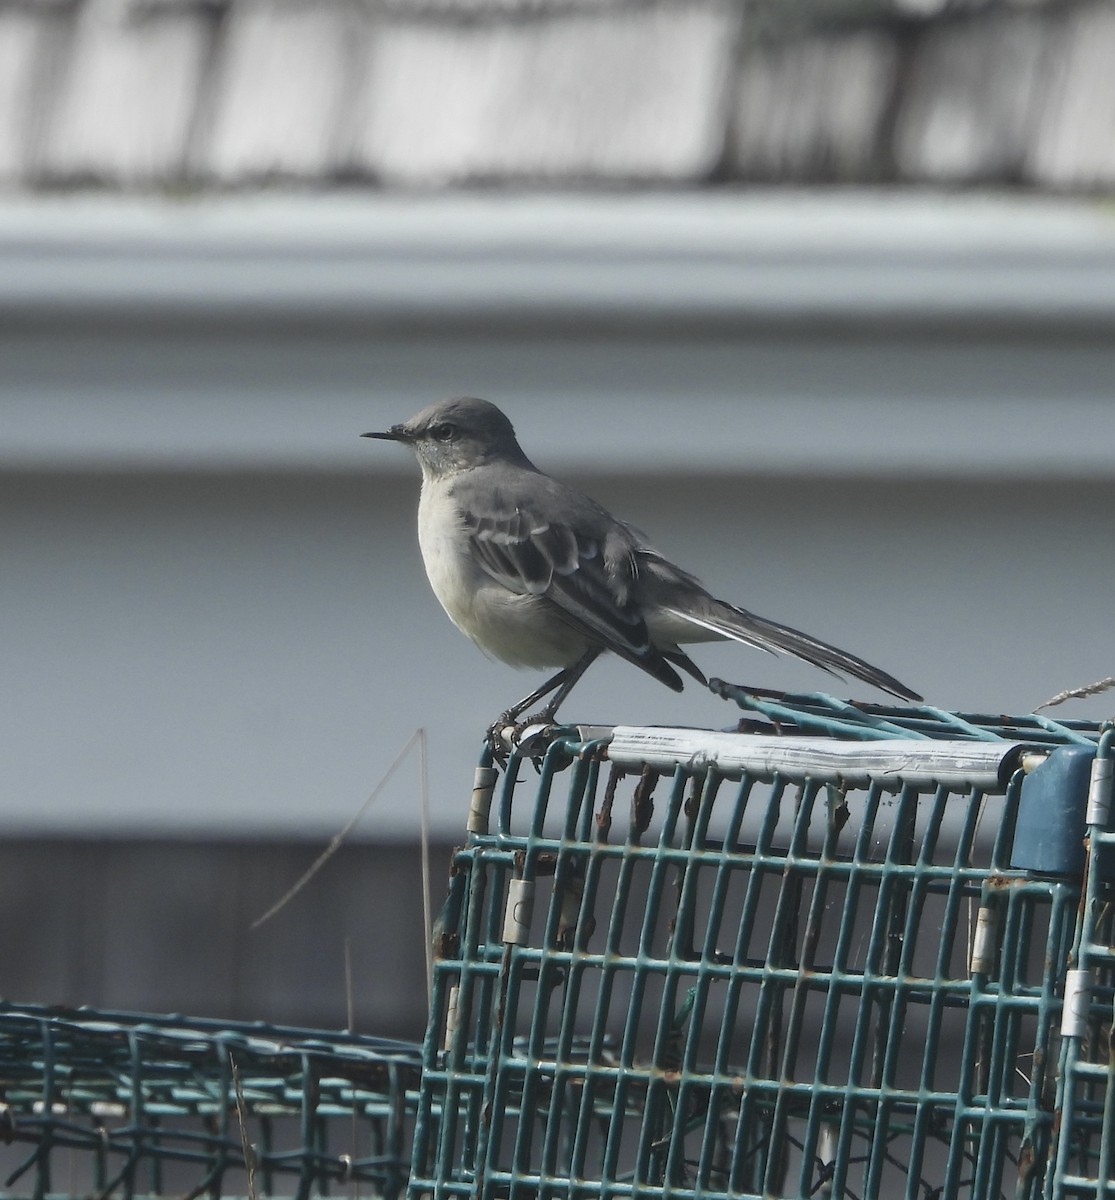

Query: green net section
left=1, top=695, right=1110, bottom=1200
left=707, top=689, right=1115, bottom=1199
left=411, top=726, right=1090, bottom=1200
left=0, top=1004, right=422, bottom=1200
left=1051, top=888, right=1115, bottom=1200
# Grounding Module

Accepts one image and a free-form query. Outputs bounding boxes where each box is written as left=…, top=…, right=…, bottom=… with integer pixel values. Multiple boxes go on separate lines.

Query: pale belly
left=417, top=489, right=589, bottom=670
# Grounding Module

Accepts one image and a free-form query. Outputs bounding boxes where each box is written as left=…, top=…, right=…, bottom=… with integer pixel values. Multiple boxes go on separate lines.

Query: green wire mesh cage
left=411, top=693, right=1115, bottom=1200
left=1, top=692, right=1112, bottom=1200
left=0, top=1004, right=423, bottom=1200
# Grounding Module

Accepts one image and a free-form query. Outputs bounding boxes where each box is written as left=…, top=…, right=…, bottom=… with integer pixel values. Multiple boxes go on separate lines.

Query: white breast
left=416, top=480, right=589, bottom=670
left=417, top=482, right=476, bottom=630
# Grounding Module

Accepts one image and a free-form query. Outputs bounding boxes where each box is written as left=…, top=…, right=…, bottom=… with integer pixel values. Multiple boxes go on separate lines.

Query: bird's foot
left=486, top=719, right=512, bottom=769
left=486, top=707, right=560, bottom=770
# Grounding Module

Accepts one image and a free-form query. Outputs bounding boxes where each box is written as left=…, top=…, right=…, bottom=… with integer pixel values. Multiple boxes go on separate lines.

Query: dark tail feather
left=664, top=648, right=708, bottom=687
left=694, top=600, right=922, bottom=703
left=624, top=644, right=687, bottom=693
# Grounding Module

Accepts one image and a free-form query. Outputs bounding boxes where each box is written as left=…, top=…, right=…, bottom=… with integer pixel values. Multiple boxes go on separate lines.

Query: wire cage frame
left=0, top=1004, right=423, bottom=1200
left=1, top=692, right=1111, bottom=1200
left=411, top=695, right=1115, bottom=1200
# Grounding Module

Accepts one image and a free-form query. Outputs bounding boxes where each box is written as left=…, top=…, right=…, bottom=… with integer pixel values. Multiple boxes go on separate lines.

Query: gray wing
left=455, top=473, right=686, bottom=691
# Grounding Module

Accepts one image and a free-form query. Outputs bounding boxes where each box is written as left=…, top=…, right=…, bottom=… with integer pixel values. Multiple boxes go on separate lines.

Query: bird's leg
left=489, top=650, right=601, bottom=759
left=525, top=649, right=600, bottom=724
left=498, top=667, right=573, bottom=726
left=497, top=650, right=600, bottom=726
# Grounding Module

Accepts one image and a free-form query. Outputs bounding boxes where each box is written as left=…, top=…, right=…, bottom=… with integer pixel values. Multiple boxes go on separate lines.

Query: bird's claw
left=486, top=710, right=558, bottom=772
left=486, top=720, right=512, bottom=769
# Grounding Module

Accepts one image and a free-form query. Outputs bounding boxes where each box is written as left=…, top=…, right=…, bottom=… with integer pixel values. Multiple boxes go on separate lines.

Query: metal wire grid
left=411, top=730, right=1082, bottom=1200
left=0, top=1004, right=423, bottom=1200
left=1050, top=729, right=1115, bottom=1200
left=1, top=699, right=1108, bottom=1200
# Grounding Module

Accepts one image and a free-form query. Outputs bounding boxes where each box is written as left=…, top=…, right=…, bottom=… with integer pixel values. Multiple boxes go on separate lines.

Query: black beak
left=361, top=424, right=409, bottom=442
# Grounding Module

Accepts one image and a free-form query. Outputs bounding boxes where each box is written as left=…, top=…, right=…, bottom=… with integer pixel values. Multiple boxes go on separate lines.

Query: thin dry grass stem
left=1037, top=677, right=1115, bottom=711
left=251, top=728, right=426, bottom=931
left=230, top=1054, right=259, bottom=1200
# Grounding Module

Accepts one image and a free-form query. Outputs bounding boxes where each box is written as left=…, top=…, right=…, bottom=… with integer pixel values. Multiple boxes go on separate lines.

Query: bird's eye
left=431, top=423, right=457, bottom=442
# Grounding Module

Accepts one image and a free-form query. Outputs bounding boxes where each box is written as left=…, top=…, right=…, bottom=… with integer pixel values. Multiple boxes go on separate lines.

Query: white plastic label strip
left=607, top=728, right=1027, bottom=790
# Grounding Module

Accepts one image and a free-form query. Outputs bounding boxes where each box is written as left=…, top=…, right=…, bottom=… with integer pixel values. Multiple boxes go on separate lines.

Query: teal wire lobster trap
left=1, top=692, right=1112, bottom=1200
left=0, top=1004, right=423, bottom=1200
left=411, top=694, right=1115, bottom=1200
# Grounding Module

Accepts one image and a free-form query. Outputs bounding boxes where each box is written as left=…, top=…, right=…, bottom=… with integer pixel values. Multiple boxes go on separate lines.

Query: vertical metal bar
left=124, top=1031, right=144, bottom=1200
left=764, top=779, right=825, bottom=1195
left=631, top=768, right=690, bottom=1189
left=797, top=782, right=874, bottom=1196
left=943, top=784, right=1007, bottom=1199
left=730, top=772, right=791, bottom=1194
left=671, top=768, right=735, bottom=1196
left=478, top=735, right=573, bottom=1200
left=590, top=832, right=647, bottom=1185
left=526, top=749, right=600, bottom=1190
left=826, top=780, right=888, bottom=1198
left=904, top=783, right=957, bottom=1199
left=696, top=769, right=753, bottom=1194
left=658, top=773, right=716, bottom=1190
left=472, top=739, right=573, bottom=1200
left=34, top=1018, right=53, bottom=1200
left=860, top=783, right=921, bottom=1199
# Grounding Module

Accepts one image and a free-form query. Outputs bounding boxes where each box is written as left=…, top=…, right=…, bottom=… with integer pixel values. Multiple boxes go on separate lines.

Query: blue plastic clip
left=1011, top=745, right=1095, bottom=876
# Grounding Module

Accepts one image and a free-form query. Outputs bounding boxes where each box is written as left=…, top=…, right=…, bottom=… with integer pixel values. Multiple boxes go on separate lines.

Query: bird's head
left=363, top=397, right=531, bottom=480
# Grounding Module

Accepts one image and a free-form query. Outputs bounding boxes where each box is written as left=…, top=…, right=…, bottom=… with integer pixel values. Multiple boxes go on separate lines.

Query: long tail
left=664, top=600, right=922, bottom=703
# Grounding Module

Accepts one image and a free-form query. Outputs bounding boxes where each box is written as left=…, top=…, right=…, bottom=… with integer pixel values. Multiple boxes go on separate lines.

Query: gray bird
left=364, top=397, right=920, bottom=727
